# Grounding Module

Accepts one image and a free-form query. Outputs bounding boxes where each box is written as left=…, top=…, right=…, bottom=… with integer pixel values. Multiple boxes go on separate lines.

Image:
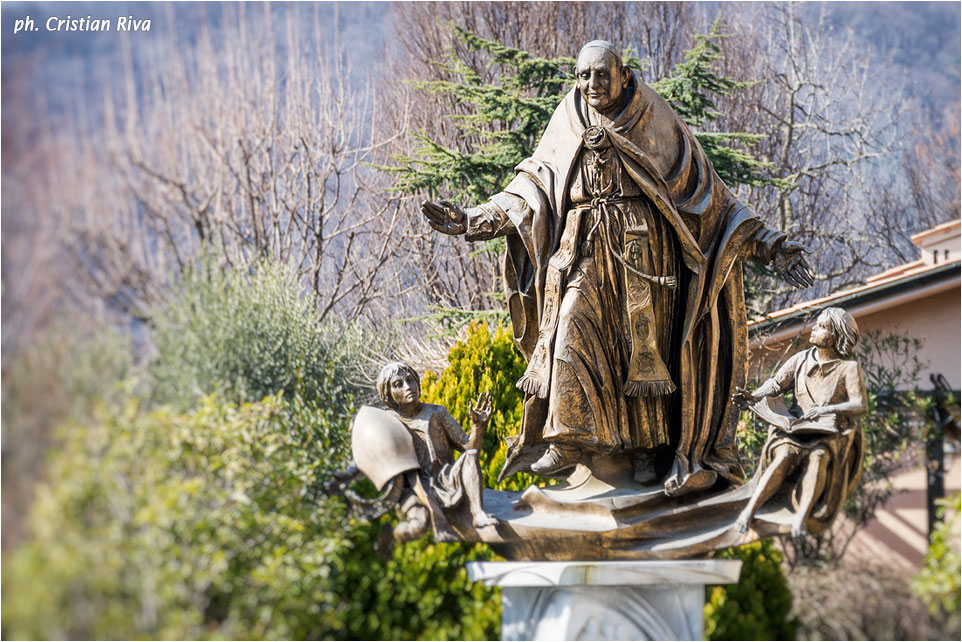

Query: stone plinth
left=467, top=559, right=742, bottom=641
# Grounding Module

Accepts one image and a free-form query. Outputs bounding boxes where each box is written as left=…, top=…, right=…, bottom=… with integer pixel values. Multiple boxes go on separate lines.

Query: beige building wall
left=854, top=287, right=960, bottom=389
left=749, top=282, right=960, bottom=390
left=847, top=454, right=961, bottom=572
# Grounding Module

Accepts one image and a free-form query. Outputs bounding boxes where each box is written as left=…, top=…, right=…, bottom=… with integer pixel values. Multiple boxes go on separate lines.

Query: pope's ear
left=620, top=65, right=631, bottom=86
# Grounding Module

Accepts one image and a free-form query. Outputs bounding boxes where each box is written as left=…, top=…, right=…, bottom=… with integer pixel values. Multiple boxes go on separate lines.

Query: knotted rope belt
left=517, top=192, right=677, bottom=400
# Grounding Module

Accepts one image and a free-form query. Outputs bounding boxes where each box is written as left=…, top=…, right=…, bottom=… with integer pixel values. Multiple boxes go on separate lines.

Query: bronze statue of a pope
left=421, top=40, right=813, bottom=497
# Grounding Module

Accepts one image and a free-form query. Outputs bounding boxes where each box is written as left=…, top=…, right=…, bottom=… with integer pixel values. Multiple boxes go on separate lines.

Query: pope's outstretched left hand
left=774, top=240, right=815, bottom=289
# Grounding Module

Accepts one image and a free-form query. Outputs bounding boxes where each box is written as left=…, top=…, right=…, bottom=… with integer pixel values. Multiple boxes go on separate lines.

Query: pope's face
left=576, top=47, right=629, bottom=113
left=390, top=372, right=420, bottom=407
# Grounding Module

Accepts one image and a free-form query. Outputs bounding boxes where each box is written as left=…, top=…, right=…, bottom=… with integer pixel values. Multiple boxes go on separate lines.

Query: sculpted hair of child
left=818, top=308, right=860, bottom=356
left=377, top=361, right=420, bottom=410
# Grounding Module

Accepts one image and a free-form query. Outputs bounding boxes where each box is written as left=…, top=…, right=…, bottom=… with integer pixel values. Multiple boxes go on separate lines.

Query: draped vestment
left=464, top=72, right=786, bottom=489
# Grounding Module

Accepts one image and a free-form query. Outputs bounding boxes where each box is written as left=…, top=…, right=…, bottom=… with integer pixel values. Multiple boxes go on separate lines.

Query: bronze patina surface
left=421, top=40, right=813, bottom=497
left=335, top=42, right=871, bottom=561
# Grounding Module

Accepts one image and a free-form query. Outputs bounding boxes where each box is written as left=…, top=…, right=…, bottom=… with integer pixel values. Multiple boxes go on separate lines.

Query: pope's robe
left=464, top=72, right=786, bottom=492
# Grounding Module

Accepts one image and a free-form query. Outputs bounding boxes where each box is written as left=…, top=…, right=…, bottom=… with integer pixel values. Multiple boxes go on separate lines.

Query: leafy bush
left=333, top=526, right=501, bottom=641
left=913, top=492, right=962, bottom=620
left=421, top=321, right=537, bottom=490
left=2, top=315, right=135, bottom=426
left=1, top=393, right=351, bottom=640
left=1, top=388, right=507, bottom=641
left=704, top=540, right=797, bottom=641
left=149, top=256, right=356, bottom=411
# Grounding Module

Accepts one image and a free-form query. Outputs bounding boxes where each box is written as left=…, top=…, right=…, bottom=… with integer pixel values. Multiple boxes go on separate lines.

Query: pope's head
left=576, top=40, right=631, bottom=114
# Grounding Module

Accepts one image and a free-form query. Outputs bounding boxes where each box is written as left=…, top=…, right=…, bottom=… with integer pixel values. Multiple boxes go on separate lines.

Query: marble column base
left=467, top=560, right=742, bottom=641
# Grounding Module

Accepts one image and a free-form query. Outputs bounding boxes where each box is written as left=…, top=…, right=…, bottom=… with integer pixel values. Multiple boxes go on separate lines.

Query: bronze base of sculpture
left=444, top=468, right=800, bottom=561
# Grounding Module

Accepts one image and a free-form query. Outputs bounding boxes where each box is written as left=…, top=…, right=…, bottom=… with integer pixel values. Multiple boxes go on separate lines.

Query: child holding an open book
left=732, top=307, right=868, bottom=538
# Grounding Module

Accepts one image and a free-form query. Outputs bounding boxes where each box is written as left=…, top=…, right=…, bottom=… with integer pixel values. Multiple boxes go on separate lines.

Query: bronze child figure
left=375, top=362, right=499, bottom=542
left=732, top=307, right=868, bottom=538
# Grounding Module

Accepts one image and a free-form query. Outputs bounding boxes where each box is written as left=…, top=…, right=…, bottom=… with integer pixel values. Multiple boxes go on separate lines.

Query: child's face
left=390, top=371, right=420, bottom=407
left=810, top=316, right=835, bottom=350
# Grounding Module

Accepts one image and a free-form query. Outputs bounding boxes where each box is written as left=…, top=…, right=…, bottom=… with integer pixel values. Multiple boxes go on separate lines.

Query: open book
left=748, top=397, right=837, bottom=436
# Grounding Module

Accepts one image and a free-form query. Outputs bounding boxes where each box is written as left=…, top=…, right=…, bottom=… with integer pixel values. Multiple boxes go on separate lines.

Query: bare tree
left=707, top=3, right=914, bottom=312
left=55, top=3, right=416, bottom=323
left=901, top=105, right=960, bottom=235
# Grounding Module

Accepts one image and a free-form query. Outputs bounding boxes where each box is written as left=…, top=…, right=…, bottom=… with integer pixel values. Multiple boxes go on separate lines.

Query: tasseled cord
left=517, top=373, right=549, bottom=398
left=624, top=379, right=676, bottom=397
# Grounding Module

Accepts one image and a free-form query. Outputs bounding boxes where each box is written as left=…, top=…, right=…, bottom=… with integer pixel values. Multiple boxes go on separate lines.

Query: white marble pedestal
left=467, top=560, right=742, bottom=641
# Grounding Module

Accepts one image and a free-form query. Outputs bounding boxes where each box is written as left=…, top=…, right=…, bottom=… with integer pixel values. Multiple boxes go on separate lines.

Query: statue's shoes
left=530, top=444, right=579, bottom=475
left=632, top=451, right=658, bottom=485
left=664, top=467, right=717, bottom=497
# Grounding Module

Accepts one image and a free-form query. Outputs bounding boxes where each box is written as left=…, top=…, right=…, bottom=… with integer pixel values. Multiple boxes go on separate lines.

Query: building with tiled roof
left=749, top=219, right=960, bottom=390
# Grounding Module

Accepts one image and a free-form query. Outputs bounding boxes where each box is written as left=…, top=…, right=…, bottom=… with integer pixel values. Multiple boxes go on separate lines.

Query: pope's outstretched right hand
left=421, top=200, right=467, bottom=236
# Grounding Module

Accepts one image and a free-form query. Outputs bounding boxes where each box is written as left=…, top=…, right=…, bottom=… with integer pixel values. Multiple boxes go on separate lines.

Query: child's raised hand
left=469, top=392, right=493, bottom=427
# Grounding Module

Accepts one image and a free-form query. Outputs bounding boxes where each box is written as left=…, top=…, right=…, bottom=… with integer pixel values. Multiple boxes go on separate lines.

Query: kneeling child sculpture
left=346, top=362, right=498, bottom=545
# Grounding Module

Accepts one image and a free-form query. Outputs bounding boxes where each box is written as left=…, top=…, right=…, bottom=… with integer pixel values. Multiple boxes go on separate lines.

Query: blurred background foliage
left=3, top=260, right=505, bottom=641
left=913, top=492, right=962, bottom=623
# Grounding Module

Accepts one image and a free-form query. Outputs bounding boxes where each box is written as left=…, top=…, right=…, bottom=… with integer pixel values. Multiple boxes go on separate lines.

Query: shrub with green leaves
left=149, top=256, right=356, bottom=412
left=704, top=540, right=797, bottom=641
left=1, top=388, right=506, bottom=641
left=913, top=492, right=962, bottom=620
left=1, top=393, right=351, bottom=640
left=421, top=321, right=536, bottom=490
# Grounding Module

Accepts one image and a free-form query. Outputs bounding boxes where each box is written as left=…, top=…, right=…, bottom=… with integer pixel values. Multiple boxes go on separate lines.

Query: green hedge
left=705, top=540, right=797, bottom=640
left=2, top=283, right=795, bottom=640
left=422, top=322, right=536, bottom=491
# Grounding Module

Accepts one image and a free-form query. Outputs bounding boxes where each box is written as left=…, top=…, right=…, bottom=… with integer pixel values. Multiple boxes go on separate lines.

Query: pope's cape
left=496, top=72, right=783, bottom=488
